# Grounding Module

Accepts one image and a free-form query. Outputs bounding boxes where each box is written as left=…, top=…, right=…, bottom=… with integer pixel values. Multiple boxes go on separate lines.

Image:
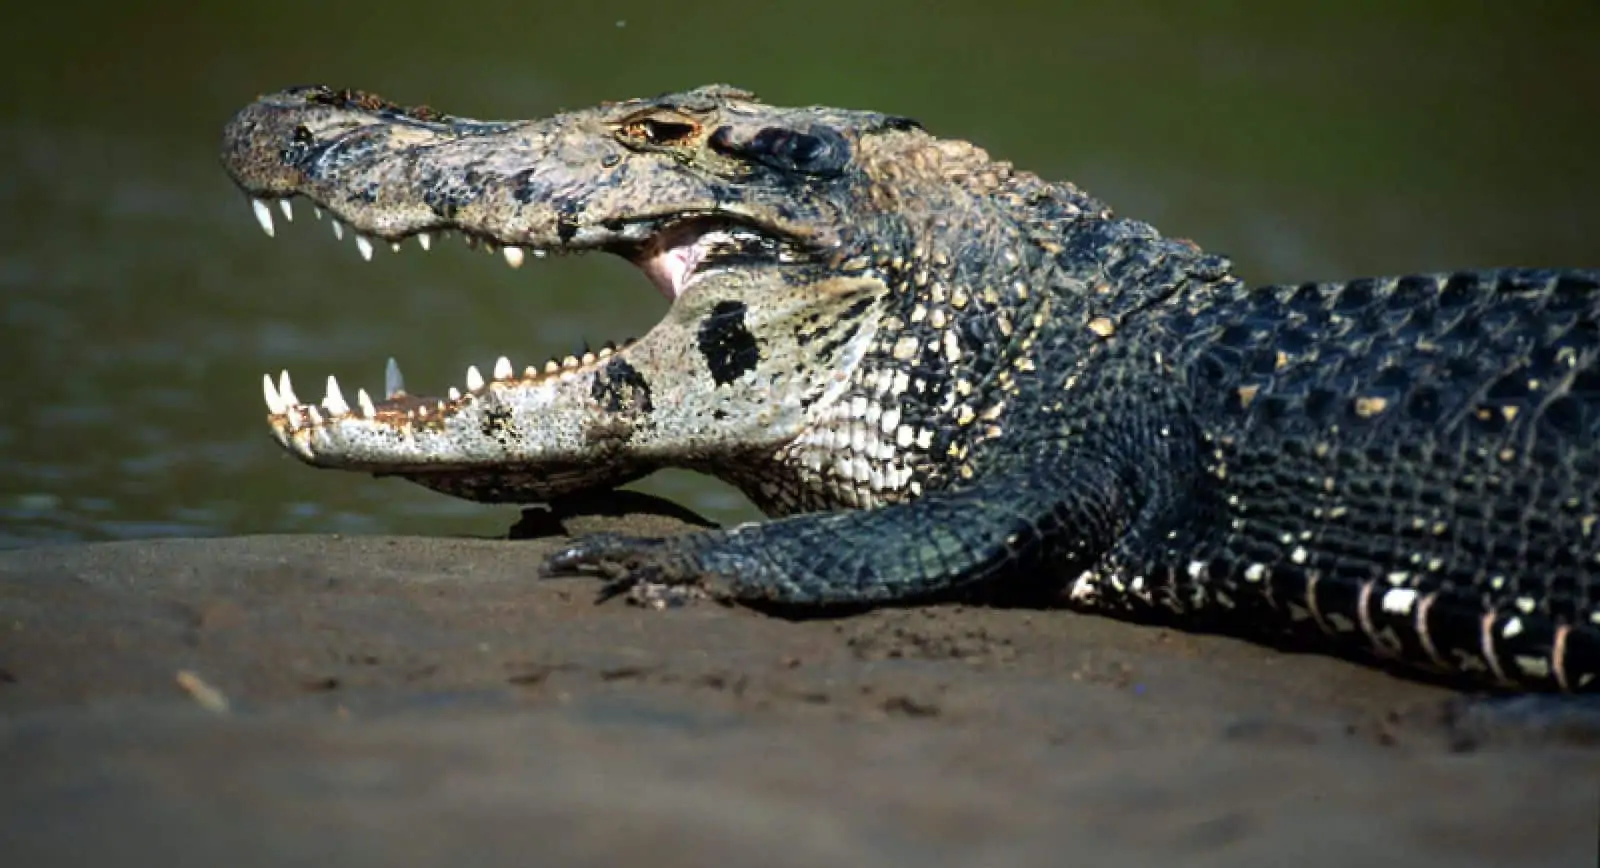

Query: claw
left=543, top=534, right=667, bottom=575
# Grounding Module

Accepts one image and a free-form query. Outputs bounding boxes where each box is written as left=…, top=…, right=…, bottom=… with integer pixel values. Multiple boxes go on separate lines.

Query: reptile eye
left=708, top=124, right=850, bottom=176
left=620, top=118, right=699, bottom=146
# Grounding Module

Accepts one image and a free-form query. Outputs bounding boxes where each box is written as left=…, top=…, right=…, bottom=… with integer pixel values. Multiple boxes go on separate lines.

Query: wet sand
left=1, top=505, right=1596, bottom=866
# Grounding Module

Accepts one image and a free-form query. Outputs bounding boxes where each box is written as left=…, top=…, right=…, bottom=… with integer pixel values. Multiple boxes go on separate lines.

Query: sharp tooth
left=251, top=199, right=276, bottom=237
left=313, top=205, right=323, bottom=220
left=278, top=199, right=294, bottom=222
left=417, top=232, right=432, bottom=251
left=562, top=355, right=579, bottom=368
left=322, top=375, right=350, bottom=415
left=286, top=411, right=302, bottom=431
left=523, top=366, right=537, bottom=378
left=598, top=345, right=614, bottom=358
left=447, top=386, right=461, bottom=401
left=493, top=356, right=513, bottom=380
left=355, top=235, right=374, bottom=261
left=465, top=365, right=485, bottom=391
left=436, top=400, right=448, bottom=413
left=278, top=370, right=300, bottom=406
left=333, top=221, right=345, bottom=241
left=385, top=357, right=406, bottom=398
left=544, top=360, right=559, bottom=374
left=357, top=388, right=377, bottom=417
left=502, top=247, right=524, bottom=268
left=532, top=249, right=547, bottom=258
left=263, top=373, right=284, bottom=414
left=581, top=352, right=596, bottom=366
left=390, top=241, right=401, bottom=253
left=307, top=405, right=323, bottom=425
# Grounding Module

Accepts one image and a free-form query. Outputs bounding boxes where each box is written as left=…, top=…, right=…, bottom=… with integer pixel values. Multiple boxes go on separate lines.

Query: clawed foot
left=543, top=533, right=712, bottom=607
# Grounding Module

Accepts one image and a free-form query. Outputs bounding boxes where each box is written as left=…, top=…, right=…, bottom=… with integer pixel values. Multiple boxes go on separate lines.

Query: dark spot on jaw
left=280, top=124, right=317, bottom=165
left=511, top=168, right=537, bottom=204
left=591, top=358, right=654, bottom=416
left=480, top=405, right=515, bottom=440
left=556, top=199, right=581, bottom=244
left=698, top=300, right=761, bottom=386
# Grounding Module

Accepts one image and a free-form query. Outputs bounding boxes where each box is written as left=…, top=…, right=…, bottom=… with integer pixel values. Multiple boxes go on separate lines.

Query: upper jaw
left=220, top=85, right=834, bottom=272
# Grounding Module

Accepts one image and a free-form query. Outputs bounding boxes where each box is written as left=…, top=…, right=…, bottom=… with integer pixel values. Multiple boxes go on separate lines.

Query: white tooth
left=355, top=235, right=374, bottom=261
left=502, top=246, right=524, bottom=268
left=322, top=375, right=350, bottom=415
left=466, top=365, right=485, bottom=391
left=251, top=199, right=276, bottom=237
left=357, top=388, right=377, bottom=417
left=532, top=249, right=547, bottom=258
left=384, top=358, right=406, bottom=398
left=333, top=221, right=345, bottom=241
left=493, top=356, right=513, bottom=380
left=313, top=205, right=323, bottom=220
left=544, top=360, right=559, bottom=374
left=447, top=386, right=461, bottom=401
left=562, top=355, right=579, bottom=369
left=523, top=366, right=537, bottom=378
left=581, top=352, right=596, bottom=366
left=390, top=241, right=401, bottom=253
left=263, top=373, right=284, bottom=414
left=417, top=232, right=432, bottom=251
left=278, top=199, right=294, bottom=222
left=278, top=370, right=300, bottom=406
left=285, top=411, right=301, bottom=431
left=307, top=405, right=323, bottom=425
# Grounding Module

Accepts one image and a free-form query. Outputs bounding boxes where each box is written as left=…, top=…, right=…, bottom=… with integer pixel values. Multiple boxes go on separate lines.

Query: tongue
left=635, top=241, right=704, bottom=300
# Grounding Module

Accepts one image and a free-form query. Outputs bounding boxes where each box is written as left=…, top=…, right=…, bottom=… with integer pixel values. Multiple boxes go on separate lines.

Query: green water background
left=1, top=2, right=1596, bottom=546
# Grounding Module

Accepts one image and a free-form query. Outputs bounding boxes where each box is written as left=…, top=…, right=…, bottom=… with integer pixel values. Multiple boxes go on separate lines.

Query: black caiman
left=222, top=84, right=1600, bottom=693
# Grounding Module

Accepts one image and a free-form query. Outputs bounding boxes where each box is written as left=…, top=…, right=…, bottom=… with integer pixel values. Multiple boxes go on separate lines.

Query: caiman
left=222, top=84, right=1600, bottom=693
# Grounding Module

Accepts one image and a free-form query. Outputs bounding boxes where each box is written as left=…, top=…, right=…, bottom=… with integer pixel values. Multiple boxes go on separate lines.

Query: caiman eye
left=708, top=124, right=850, bottom=176
left=619, top=116, right=700, bottom=146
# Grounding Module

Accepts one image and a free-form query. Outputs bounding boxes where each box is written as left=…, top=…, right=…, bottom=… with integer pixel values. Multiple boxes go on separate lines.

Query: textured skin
left=222, top=85, right=1600, bottom=691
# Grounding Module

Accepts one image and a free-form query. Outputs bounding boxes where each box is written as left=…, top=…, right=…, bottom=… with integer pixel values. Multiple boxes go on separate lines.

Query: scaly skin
left=222, top=84, right=1600, bottom=692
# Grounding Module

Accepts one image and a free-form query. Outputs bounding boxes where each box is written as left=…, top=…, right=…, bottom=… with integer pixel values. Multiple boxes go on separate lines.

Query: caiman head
left=222, top=84, right=1062, bottom=513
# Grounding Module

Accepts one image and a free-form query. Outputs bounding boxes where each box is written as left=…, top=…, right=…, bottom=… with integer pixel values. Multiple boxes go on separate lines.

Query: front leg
left=544, top=457, right=1137, bottom=607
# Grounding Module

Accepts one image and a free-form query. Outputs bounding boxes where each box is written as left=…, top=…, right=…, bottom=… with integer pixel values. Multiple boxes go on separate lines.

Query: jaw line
left=245, top=186, right=808, bottom=304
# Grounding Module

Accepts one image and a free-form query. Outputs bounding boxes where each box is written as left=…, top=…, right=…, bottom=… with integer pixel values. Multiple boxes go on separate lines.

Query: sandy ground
left=2, top=503, right=1597, bottom=867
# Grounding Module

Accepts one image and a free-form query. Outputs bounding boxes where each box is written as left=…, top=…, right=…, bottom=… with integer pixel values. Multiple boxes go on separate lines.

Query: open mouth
left=247, top=195, right=802, bottom=429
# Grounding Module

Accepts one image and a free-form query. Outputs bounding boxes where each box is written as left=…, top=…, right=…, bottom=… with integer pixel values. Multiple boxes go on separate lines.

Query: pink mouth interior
left=635, top=241, right=706, bottom=300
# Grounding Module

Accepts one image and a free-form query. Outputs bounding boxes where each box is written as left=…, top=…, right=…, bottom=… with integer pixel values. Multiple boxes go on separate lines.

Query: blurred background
left=1, top=2, right=1596, bottom=547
